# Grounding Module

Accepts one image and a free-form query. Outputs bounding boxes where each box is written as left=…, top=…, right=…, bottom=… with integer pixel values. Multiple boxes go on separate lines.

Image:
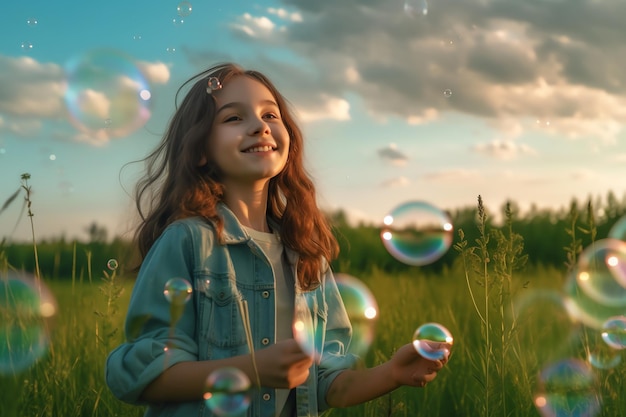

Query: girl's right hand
left=254, top=339, right=313, bottom=388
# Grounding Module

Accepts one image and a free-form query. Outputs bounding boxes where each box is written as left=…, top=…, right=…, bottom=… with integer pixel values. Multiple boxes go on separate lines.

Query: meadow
left=2, top=178, right=625, bottom=416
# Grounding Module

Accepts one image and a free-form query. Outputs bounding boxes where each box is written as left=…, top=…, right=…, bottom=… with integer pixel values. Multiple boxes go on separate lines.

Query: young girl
left=105, top=63, right=448, bottom=417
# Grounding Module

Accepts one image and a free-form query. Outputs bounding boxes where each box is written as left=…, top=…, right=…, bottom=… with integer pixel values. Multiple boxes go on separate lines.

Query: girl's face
left=208, top=75, right=290, bottom=189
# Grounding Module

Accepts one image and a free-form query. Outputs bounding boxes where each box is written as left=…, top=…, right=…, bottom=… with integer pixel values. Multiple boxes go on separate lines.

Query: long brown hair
left=133, top=63, right=338, bottom=289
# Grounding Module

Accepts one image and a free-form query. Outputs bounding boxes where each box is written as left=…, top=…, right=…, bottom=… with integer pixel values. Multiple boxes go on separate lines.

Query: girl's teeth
left=245, top=146, right=273, bottom=153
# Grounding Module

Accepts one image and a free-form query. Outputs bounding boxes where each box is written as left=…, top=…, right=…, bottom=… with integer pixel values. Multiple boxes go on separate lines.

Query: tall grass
left=2, top=177, right=625, bottom=417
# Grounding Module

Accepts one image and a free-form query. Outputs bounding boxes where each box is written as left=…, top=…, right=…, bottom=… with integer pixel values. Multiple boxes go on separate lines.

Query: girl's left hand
left=390, top=343, right=450, bottom=387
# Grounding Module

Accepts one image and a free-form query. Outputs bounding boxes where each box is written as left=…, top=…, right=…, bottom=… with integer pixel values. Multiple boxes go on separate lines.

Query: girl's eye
left=263, top=113, right=279, bottom=120
left=224, top=115, right=241, bottom=122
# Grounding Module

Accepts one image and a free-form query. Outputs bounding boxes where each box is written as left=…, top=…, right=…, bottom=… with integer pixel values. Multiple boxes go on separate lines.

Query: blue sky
left=1, top=0, right=625, bottom=242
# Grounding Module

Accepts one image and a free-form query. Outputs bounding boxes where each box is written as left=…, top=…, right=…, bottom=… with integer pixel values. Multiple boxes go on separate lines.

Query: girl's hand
left=390, top=342, right=450, bottom=387
left=254, top=339, right=313, bottom=388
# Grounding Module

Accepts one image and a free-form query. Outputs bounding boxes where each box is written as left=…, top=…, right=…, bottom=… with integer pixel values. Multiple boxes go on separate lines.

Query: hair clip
left=206, top=77, right=223, bottom=94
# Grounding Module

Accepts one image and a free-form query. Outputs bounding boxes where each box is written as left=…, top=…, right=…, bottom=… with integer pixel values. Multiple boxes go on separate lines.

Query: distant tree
left=85, top=222, right=108, bottom=243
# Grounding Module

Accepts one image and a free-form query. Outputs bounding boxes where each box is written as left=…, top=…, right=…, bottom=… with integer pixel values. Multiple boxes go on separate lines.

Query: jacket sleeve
left=105, top=222, right=200, bottom=404
left=316, top=267, right=359, bottom=411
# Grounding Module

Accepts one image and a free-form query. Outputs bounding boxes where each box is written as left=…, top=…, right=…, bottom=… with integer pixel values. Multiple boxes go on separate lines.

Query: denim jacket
left=105, top=203, right=356, bottom=417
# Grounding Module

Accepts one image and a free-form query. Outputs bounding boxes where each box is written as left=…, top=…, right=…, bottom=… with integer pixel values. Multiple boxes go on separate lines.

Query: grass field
left=2, top=192, right=625, bottom=416
left=2, top=260, right=624, bottom=417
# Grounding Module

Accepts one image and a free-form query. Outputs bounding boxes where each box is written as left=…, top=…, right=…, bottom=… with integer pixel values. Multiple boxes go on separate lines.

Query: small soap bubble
left=133, top=34, right=142, bottom=41
left=172, top=17, right=185, bottom=26
left=106, top=259, right=119, bottom=271
left=533, top=358, right=600, bottom=417
left=380, top=200, right=453, bottom=266
left=587, top=345, right=622, bottom=370
left=443, top=89, right=452, bottom=98
left=26, top=18, right=38, bottom=27
left=335, top=273, right=378, bottom=358
left=601, top=315, right=626, bottom=350
left=412, top=323, right=453, bottom=361
left=48, top=154, right=56, bottom=161
left=404, top=0, right=428, bottom=17
left=166, top=47, right=177, bottom=53
left=21, top=41, right=33, bottom=50
left=163, top=278, right=193, bottom=305
left=203, top=367, right=251, bottom=416
left=177, top=1, right=193, bottom=17
left=0, top=271, right=57, bottom=375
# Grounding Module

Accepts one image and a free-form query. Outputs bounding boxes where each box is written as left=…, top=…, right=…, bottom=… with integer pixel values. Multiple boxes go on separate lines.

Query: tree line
left=2, top=191, right=625, bottom=281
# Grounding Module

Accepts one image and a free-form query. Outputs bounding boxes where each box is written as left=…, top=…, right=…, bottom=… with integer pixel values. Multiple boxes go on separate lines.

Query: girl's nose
left=249, top=117, right=270, bottom=136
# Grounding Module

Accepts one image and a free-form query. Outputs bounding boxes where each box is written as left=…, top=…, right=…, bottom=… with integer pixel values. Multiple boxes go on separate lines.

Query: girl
left=105, top=63, right=448, bottom=417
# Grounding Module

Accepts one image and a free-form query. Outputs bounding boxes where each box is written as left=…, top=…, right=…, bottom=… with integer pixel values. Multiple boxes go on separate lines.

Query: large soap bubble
left=381, top=200, right=453, bottom=266
left=64, top=48, right=152, bottom=139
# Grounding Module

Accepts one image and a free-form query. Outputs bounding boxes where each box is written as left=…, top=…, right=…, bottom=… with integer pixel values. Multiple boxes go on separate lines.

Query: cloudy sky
left=1, top=0, right=625, bottom=242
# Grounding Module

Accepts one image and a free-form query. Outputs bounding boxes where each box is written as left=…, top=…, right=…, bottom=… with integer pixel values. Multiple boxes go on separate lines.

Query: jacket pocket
left=196, top=274, right=248, bottom=352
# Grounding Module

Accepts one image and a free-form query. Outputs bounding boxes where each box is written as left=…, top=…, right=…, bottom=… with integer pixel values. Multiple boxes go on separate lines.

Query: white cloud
left=379, top=176, right=410, bottom=188
left=377, top=143, right=409, bottom=166
left=472, top=139, right=537, bottom=160
left=296, top=95, right=350, bottom=122
left=136, top=61, right=170, bottom=84
left=227, top=0, right=626, bottom=145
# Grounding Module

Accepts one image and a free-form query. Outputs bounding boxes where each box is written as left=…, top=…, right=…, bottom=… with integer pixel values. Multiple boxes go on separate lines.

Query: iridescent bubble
left=587, top=345, right=622, bottom=370
left=293, top=292, right=321, bottom=362
left=21, top=41, right=33, bottom=51
left=172, top=17, right=185, bottom=26
left=177, top=1, right=193, bottom=17
left=576, top=239, right=626, bottom=305
left=203, top=367, right=251, bottom=416
left=64, top=48, right=152, bottom=138
left=601, top=315, right=626, bottom=350
left=443, top=89, right=452, bottom=98
left=166, top=47, right=177, bottom=53
left=412, top=323, right=453, bottom=361
left=533, top=358, right=600, bottom=417
left=404, top=0, right=428, bottom=17
left=106, top=258, right=119, bottom=271
left=164, top=278, right=193, bottom=306
left=26, top=18, right=38, bottom=27
left=0, top=271, right=57, bottom=375
left=511, top=290, right=578, bottom=364
left=335, top=273, right=378, bottom=358
left=609, top=215, right=626, bottom=242
left=380, top=200, right=453, bottom=266
left=564, top=266, right=626, bottom=330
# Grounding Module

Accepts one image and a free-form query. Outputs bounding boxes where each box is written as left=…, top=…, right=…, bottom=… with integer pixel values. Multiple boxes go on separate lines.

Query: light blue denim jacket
left=105, top=203, right=356, bottom=417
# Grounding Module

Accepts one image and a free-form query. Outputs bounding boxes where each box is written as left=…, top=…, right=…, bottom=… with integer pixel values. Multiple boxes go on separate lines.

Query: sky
left=1, top=0, right=626, bottom=242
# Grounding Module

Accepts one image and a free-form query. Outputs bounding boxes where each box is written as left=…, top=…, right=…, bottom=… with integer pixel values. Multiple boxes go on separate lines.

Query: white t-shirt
left=244, top=226, right=295, bottom=417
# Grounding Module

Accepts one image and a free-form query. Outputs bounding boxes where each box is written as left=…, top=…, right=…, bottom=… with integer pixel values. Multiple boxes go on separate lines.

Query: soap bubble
left=0, top=271, right=57, bottom=375
left=534, top=358, right=600, bottom=417
left=412, top=322, right=453, bottom=361
left=177, top=1, right=193, bottom=17
left=381, top=200, right=453, bottom=266
left=164, top=278, right=193, bottom=306
left=335, top=273, right=378, bottom=358
left=293, top=292, right=321, bottom=362
left=64, top=48, right=152, bottom=138
left=575, top=239, right=626, bottom=306
left=601, top=315, right=626, bottom=350
left=203, top=367, right=251, bottom=416
left=106, top=258, right=119, bottom=271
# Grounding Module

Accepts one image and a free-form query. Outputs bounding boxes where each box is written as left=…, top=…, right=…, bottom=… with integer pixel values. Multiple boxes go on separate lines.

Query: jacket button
left=261, top=337, right=270, bottom=345
left=262, top=291, right=270, bottom=298
left=262, top=393, right=271, bottom=401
